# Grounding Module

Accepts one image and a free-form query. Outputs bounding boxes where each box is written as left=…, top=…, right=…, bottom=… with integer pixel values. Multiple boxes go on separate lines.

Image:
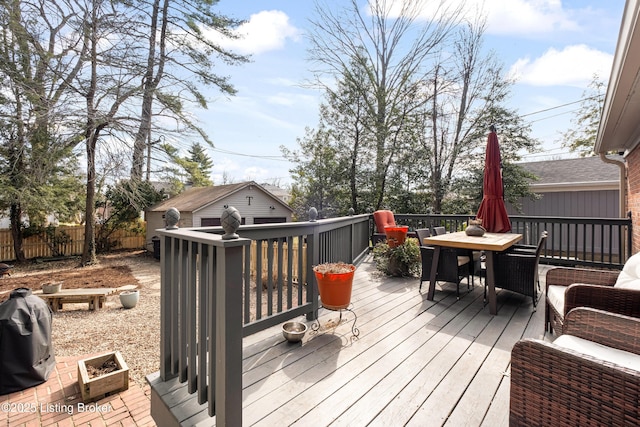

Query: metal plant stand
left=311, top=303, right=359, bottom=338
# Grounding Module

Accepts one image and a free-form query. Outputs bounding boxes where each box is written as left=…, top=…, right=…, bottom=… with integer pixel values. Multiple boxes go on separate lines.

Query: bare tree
left=420, top=18, right=537, bottom=212
left=307, top=0, right=461, bottom=210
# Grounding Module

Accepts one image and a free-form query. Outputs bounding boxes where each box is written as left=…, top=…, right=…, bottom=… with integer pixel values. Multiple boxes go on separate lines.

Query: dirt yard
left=0, top=257, right=140, bottom=303
left=0, top=250, right=161, bottom=386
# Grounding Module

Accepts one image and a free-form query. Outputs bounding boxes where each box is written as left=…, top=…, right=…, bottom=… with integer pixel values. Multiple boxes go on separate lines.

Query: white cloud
left=479, top=0, right=579, bottom=36
left=211, top=160, right=275, bottom=185
left=264, top=77, right=300, bottom=87
left=509, top=44, right=613, bottom=87
left=383, top=0, right=581, bottom=37
left=243, top=166, right=271, bottom=181
left=267, top=93, right=297, bottom=106
left=211, top=10, right=300, bottom=55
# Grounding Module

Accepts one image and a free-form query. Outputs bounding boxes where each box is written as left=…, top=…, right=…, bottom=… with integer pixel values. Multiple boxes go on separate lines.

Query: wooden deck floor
left=237, top=255, right=552, bottom=427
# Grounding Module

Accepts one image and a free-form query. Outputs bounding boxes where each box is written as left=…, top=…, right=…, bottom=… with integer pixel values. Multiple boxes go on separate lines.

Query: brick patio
left=0, top=354, right=155, bottom=427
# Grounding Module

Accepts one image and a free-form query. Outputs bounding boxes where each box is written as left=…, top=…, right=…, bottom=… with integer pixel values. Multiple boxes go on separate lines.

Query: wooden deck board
left=154, top=255, right=549, bottom=426
left=281, top=293, right=462, bottom=426
left=444, top=295, right=532, bottom=426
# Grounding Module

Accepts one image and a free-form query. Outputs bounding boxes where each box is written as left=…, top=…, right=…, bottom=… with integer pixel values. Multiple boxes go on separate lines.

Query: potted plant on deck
left=383, top=225, right=409, bottom=248
left=313, top=262, right=356, bottom=310
left=373, top=237, right=421, bottom=277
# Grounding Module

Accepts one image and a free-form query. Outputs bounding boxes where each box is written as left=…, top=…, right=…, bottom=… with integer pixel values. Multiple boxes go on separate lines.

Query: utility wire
left=211, top=147, right=289, bottom=161
left=206, top=94, right=602, bottom=161
left=519, top=94, right=603, bottom=118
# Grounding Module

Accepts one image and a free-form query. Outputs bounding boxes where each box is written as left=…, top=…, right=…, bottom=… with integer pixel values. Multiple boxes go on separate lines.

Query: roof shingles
left=520, top=155, right=622, bottom=185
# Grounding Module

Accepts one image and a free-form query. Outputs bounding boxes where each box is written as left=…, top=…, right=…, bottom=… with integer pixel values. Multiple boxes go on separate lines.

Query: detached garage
left=144, top=181, right=293, bottom=250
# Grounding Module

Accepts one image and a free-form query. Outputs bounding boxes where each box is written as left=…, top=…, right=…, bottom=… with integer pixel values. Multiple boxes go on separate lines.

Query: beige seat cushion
left=615, top=251, right=640, bottom=289
left=457, top=256, right=470, bottom=267
left=554, top=335, right=640, bottom=371
left=547, top=284, right=599, bottom=320
left=547, top=285, right=566, bottom=318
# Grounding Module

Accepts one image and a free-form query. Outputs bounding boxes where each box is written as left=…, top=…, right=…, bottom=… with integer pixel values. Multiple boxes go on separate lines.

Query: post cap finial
left=221, top=206, right=241, bottom=239
left=309, top=207, right=318, bottom=222
left=165, top=207, right=180, bottom=229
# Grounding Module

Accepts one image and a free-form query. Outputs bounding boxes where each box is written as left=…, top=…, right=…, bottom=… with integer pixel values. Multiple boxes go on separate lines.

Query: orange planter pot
left=313, top=264, right=356, bottom=310
left=384, top=226, right=409, bottom=248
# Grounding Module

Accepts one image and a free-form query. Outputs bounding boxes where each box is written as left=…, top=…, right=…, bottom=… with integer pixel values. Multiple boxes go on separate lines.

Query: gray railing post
left=213, top=240, right=244, bottom=425
left=307, top=207, right=319, bottom=320
left=160, top=207, right=180, bottom=380
left=213, top=206, right=246, bottom=425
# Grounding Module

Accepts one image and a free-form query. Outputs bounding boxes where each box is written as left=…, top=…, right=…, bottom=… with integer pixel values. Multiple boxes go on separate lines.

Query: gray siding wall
left=508, top=189, right=623, bottom=257
left=194, top=187, right=291, bottom=225
left=508, top=190, right=619, bottom=218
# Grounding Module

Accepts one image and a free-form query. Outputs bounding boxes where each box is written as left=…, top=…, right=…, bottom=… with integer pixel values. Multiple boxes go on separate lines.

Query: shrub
left=373, top=237, right=421, bottom=277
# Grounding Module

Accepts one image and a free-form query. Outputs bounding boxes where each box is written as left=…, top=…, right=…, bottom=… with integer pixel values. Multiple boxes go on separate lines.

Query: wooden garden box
left=77, top=351, right=129, bottom=402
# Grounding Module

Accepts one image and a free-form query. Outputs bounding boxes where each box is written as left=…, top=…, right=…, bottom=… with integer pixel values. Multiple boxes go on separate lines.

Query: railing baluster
left=206, top=245, right=216, bottom=416
left=277, top=238, right=284, bottom=312
left=298, top=235, right=304, bottom=306
left=287, top=236, right=293, bottom=309
left=170, top=238, right=179, bottom=376
left=243, top=244, right=251, bottom=324
left=197, top=243, right=208, bottom=404
left=179, top=239, right=188, bottom=382
left=267, top=239, right=274, bottom=316
left=608, top=223, right=614, bottom=264
left=187, top=241, right=197, bottom=393
left=255, top=239, right=263, bottom=320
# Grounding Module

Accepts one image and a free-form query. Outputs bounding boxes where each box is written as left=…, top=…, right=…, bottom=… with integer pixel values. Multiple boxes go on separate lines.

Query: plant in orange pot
left=384, top=225, right=409, bottom=247
left=313, top=262, right=356, bottom=310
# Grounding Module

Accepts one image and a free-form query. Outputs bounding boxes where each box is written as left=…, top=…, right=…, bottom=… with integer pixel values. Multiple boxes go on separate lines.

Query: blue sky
left=192, top=0, right=626, bottom=186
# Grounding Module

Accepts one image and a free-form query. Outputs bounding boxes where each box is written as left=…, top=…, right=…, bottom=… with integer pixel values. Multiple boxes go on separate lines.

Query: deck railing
left=152, top=210, right=630, bottom=426
left=509, top=215, right=632, bottom=268
left=390, top=213, right=632, bottom=269
left=153, top=210, right=370, bottom=426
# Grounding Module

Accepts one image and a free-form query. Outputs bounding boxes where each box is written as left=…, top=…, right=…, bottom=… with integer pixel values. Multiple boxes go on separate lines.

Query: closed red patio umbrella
left=476, top=125, right=511, bottom=233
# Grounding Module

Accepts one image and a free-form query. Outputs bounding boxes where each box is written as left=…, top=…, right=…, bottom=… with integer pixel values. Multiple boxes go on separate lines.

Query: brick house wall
left=627, top=148, right=640, bottom=253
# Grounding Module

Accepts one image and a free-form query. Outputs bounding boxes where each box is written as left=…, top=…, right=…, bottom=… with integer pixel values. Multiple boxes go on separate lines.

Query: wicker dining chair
left=490, top=231, right=547, bottom=307
left=419, top=231, right=471, bottom=299
left=414, top=228, right=430, bottom=246
left=432, top=226, right=447, bottom=235
left=510, top=307, right=640, bottom=426
left=432, top=225, right=480, bottom=288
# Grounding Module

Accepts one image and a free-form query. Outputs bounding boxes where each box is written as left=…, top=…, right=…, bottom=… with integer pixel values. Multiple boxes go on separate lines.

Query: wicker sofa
left=545, top=251, right=640, bottom=334
left=510, top=307, right=640, bottom=426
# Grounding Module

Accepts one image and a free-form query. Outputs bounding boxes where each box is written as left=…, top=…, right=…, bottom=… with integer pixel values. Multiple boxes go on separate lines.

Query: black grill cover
left=0, top=288, right=56, bottom=395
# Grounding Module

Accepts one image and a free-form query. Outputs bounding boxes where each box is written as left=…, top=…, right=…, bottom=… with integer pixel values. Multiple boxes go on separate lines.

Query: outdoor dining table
left=422, top=231, right=523, bottom=315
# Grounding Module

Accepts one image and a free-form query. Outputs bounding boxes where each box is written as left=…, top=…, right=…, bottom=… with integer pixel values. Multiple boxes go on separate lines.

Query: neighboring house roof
left=519, top=156, right=622, bottom=192
left=260, top=183, right=291, bottom=202
left=149, top=181, right=172, bottom=194
left=147, top=181, right=294, bottom=213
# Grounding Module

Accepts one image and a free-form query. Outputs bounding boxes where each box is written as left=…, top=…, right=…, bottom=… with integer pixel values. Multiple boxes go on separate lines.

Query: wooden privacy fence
left=250, top=238, right=307, bottom=284
left=0, top=225, right=146, bottom=261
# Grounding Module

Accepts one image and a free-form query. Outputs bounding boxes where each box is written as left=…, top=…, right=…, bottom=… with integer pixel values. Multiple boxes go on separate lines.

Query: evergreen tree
left=160, top=142, right=214, bottom=190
